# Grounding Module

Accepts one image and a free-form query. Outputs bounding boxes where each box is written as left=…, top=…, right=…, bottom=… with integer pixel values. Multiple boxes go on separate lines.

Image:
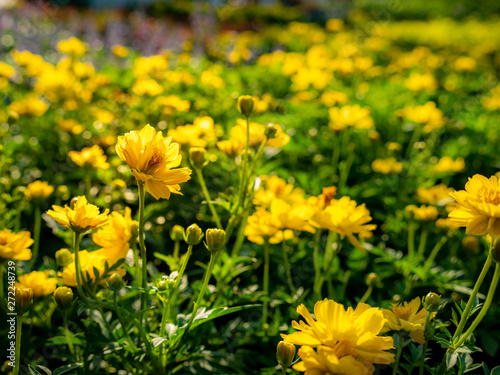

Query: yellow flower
left=168, top=116, right=218, bottom=148
left=282, top=299, right=394, bottom=365
left=131, top=78, right=164, bottom=96
left=405, top=205, right=439, bottom=221
left=156, top=95, right=191, bottom=115
left=270, top=199, right=316, bottom=233
left=57, top=37, right=87, bottom=57
left=329, top=105, right=374, bottom=131
left=92, top=207, right=137, bottom=263
left=0, top=229, right=33, bottom=261
left=116, top=124, right=192, bottom=200
left=416, top=184, right=453, bottom=205
left=18, top=271, right=58, bottom=297
left=25, top=180, right=54, bottom=201
left=0, top=62, right=15, bottom=79
left=449, top=174, right=500, bottom=237
left=454, top=56, right=476, bottom=72
left=231, top=119, right=290, bottom=148
left=217, top=138, right=245, bottom=157
left=405, top=72, right=437, bottom=92
left=68, top=145, right=109, bottom=170
left=398, top=101, right=445, bottom=133
left=244, top=207, right=293, bottom=245
left=112, top=44, right=129, bottom=58
left=381, top=297, right=433, bottom=344
left=8, top=96, right=48, bottom=117
left=253, top=175, right=306, bottom=207
left=371, top=158, right=403, bottom=174
left=434, top=156, right=465, bottom=173
left=309, top=196, right=376, bottom=251
left=57, top=118, right=85, bottom=134
left=46, top=196, right=109, bottom=232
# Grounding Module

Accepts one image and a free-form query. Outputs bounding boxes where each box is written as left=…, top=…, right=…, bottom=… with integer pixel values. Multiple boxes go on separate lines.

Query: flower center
left=393, top=306, right=412, bottom=320
left=480, top=187, right=500, bottom=205
left=147, top=148, right=166, bottom=168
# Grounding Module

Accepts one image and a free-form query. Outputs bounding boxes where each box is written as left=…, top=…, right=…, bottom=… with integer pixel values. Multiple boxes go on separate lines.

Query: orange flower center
left=148, top=148, right=166, bottom=168
left=480, top=187, right=500, bottom=205
left=393, top=306, right=412, bottom=320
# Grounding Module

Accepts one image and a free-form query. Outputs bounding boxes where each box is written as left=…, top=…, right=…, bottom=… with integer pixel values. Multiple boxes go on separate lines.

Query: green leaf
left=29, top=366, right=42, bottom=375
left=447, top=351, right=458, bottom=370
left=53, top=364, right=83, bottom=375
left=151, top=337, right=168, bottom=348
left=179, top=304, right=260, bottom=330
left=491, top=367, right=500, bottom=375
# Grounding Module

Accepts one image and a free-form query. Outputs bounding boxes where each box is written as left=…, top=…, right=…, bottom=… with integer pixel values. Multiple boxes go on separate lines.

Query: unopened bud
left=237, top=95, right=255, bottom=116
left=56, top=249, right=73, bottom=267
left=366, top=272, right=378, bottom=286
left=423, top=292, right=443, bottom=313
left=130, top=221, right=139, bottom=239
left=170, top=225, right=185, bottom=242
left=276, top=341, right=296, bottom=369
left=15, top=285, right=33, bottom=315
left=265, top=123, right=278, bottom=139
left=205, top=228, right=226, bottom=252
left=189, top=147, right=206, bottom=168
left=54, top=286, right=74, bottom=310
left=107, top=273, right=124, bottom=292
left=185, top=224, right=204, bottom=245
left=7, top=111, right=19, bottom=125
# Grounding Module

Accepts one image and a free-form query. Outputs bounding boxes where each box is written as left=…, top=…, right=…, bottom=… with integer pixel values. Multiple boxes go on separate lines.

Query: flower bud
left=276, top=341, right=296, bottom=369
left=205, top=228, right=226, bottom=252
left=170, top=225, right=185, bottom=242
left=366, top=272, right=378, bottom=286
left=56, top=249, right=73, bottom=267
left=237, top=95, right=255, bottom=116
left=15, top=285, right=33, bottom=315
left=107, top=273, right=124, bottom=292
left=54, top=286, right=73, bottom=310
left=184, top=224, right=204, bottom=245
left=130, top=221, right=139, bottom=239
left=265, top=123, right=278, bottom=139
left=189, top=147, right=206, bottom=169
left=423, top=292, right=443, bottom=313
left=491, top=238, right=500, bottom=263
left=7, top=110, right=19, bottom=125
left=157, top=279, right=169, bottom=292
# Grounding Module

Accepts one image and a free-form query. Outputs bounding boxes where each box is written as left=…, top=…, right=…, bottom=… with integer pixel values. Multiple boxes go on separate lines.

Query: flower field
left=1, top=1, right=500, bottom=374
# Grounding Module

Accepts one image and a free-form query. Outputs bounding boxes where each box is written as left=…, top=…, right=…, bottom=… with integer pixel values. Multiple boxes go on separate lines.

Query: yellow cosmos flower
left=381, top=297, right=433, bottom=344
left=405, top=72, right=437, bottom=92
left=309, top=196, right=376, bottom=251
left=293, top=345, right=372, bottom=375
left=57, top=37, right=87, bottom=57
left=416, top=184, right=453, bottom=205
left=116, top=124, right=192, bottom=200
left=405, top=205, right=439, bottom=221
left=270, top=199, right=316, bottom=233
left=168, top=116, right=218, bottom=147
left=398, top=102, right=445, bottom=133
left=8, top=96, right=48, bottom=117
left=282, top=299, right=394, bottom=365
left=449, top=174, right=500, bottom=237
left=253, top=175, right=306, bottom=207
left=0, top=229, right=33, bottom=261
left=57, top=119, right=85, bottom=135
left=231, top=119, right=290, bottom=148
left=244, top=207, right=293, bottom=245
left=18, top=271, right=58, bottom=297
left=434, top=156, right=465, bottom=173
left=112, top=44, right=129, bottom=58
left=217, top=138, right=245, bottom=157
left=371, top=158, right=403, bottom=174
left=92, top=207, right=137, bottom=262
left=329, top=105, right=374, bottom=131
left=0, top=62, right=15, bottom=79
left=68, top=145, right=109, bottom=170
left=46, top=196, right=109, bottom=232
left=25, top=180, right=54, bottom=201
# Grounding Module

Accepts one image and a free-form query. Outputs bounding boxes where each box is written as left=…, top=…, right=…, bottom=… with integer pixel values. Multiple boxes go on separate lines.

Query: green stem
left=63, top=310, right=76, bottom=359
left=173, top=241, right=180, bottom=261
left=392, top=332, right=404, bottom=375
left=262, top=238, right=270, bottom=331
left=114, top=293, right=137, bottom=352
left=408, top=218, right=415, bottom=259
left=454, top=261, right=500, bottom=349
left=339, top=144, right=355, bottom=190
left=452, top=253, right=493, bottom=342
left=237, top=115, right=251, bottom=211
left=29, top=204, right=41, bottom=268
left=358, top=285, right=373, bottom=304
left=419, top=312, right=432, bottom=375
left=405, top=124, right=422, bottom=160
left=195, top=167, right=222, bottom=229
left=85, top=171, right=92, bottom=201
left=282, top=232, right=295, bottom=294
left=73, top=231, right=87, bottom=302
left=13, top=316, right=22, bottom=375
left=137, top=181, right=148, bottom=316
left=132, top=318, right=161, bottom=371
left=331, top=133, right=340, bottom=183
left=186, top=251, right=218, bottom=332
left=231, top=209, right=251, bottom=258
left=131, top=238, right=141, bottom=287
left=313, top=229, right=322, bottom=301
left=422, top=235, right=448, bottom=276
left=416, top=223, right=429, bottom=259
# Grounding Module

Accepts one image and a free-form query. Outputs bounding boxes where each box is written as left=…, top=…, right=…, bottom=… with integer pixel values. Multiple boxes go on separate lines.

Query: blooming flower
left=8, top=96, right=48, bottom=117
left=405, top=205, right=439, bottom=221
left=244, top=207, right=293, bottom=244
left=0, top=229, right=33, bottom=261
left=47, top=196, right=109, bottom=232
left=329, top=105, right=374, bottom=131
left=253, top=175, right=306, bottom=207
left=449, top=174, right=500, bottom=236
left=282, top=299, right=394, bottom=365
left=416, top=184, right=453, bottom=205
left=25, top=180, right=54, bottom=201
left=309, top=196, right=376, bottom=251
left=116, top=124, right=192, bottom=200
left=68, top=145, right=109, bottom=170
left=371, top=158, right=403, bottom=174
left=381, top=297, right=433, bottom=344
left=270, top=199, right=316, bottom=233
left=434, top=156, right=465, bottom=173
left=18, top=271, right=58, bottom=297
left=57, top=37, right=87, bottom=57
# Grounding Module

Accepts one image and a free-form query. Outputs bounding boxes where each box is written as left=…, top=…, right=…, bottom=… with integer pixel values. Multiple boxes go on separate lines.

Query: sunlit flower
left=405, top=72, right=437, bottom=92
left=310, top=197, right=376, bottom=251
left=434, top=156, right=465, bottom=173
left=0, top=62, right=15, bottom=79
left=244, top=207, right=293, bottom=244
left=231, top=120, right=290, bottom=148
left=398, top=102, right=445, bottom=133
left=217, top=138, right=245, bottom=157
left=282, top=299, right=394, bottom=365
left=371, top=158, right=403, bottom=174
left=293, top=345, right=372, bottom=375
left=57, top=37, right=87, bottom=57
left=405, top=205, right=439, bottom=221
left=253, top=176, right=306, bottom=207
left=8, top=96, right=48, bottom=117
left=416, top=184, right=453, bottom=205
left=270, top=199, right=316, bottom=233
left=0, top=229, right=33, bottom=261
left=57, top=118, right=85, bottom=134
left=18, top=271, right=58, bottom=297
left=381, top=297, right=433, bottom=344
left=131, top=78, right=164, bottom=96
left=449, top=174, right=500, bottom=236
left=68, top=145, right=109, bottom=170
left=47, top=196, right=109, bottom=232
left=454, top=56, right=476, bottom=72
left=329, top=105, right=374, bottom=131
left=168, top=116, right=218, bottom=147
left=112, top=44, right=129, bottom=58
left=25, top=180, right=54, bottom=201
left=116, top=124, right=192, bottom=200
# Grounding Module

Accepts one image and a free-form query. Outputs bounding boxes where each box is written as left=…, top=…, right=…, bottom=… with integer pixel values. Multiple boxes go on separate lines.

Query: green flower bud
left=237, top=95, right=255, bottom=116
left=276, top=341, right=296, bottom=369
left=170, top=225, right=185, bottom=242
left=53, top=286, right=74, bottom=310
left=55, top=248, right=73, bottom=267
left=130, top=221, right=139, bottom=239
left=157, top=279, right=168, bottom=292
left=185, top=224, right=204, bottom=245
left=205, top=228, right=226, bottom=252
left=107, top=273, right=124, bottom=292
left=423, top=292, right=443, bottom=313
left=365, top=272, right=379, bottom=286
left=265, top=123, right=278, bottom=139
left=15, top=285, right=33, bottom=315
left=189, top=147, right=206, bottom=169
